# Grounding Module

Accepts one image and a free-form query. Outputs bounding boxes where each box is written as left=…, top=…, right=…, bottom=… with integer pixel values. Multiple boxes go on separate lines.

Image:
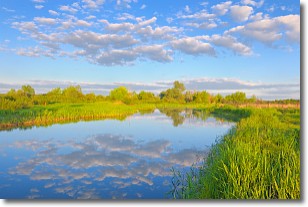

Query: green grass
left=0, top=101, right=220, bottom=130
left=170, top=107, right=300, bottom=199
left=0, top=102, right=157, bottom=130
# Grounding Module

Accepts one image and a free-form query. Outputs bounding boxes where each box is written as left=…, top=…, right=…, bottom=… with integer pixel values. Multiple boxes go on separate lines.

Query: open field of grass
left=170, top=107, right=300, bottom=199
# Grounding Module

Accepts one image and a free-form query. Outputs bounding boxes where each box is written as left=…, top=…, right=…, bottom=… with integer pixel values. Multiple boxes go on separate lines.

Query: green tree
left=173, top=81, right=185, bottom=93
left=159, top=91, right=166, bottom=100
left=109, top=86, right=129, bottom=102
left=193, top=91, right=211, bottom=104
left=138, top=91, right=157, bottom=102
left=213, top=93, right=223, bottom=103
left=46, top=87, right=62, bottom=103
left=184, top=91, right=194, bottom=103
left=225, top=92, right=247, bottom=104
left=5, top=89, right=17, bottom=101
left=248, top=95, right=257, bottom=103
left=62, top=85, right=84, bottom=102
left=161, top=81, right=186, bottom=103
left=20, top=85, right=35, bottom=98
left=85, top=93, right=96, bottom=102
left=47, top=87, right=62, bottom=96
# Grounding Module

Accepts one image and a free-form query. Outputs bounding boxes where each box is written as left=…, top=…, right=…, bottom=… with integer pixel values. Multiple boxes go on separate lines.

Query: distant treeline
left=0, top=81, right=299, bottom=110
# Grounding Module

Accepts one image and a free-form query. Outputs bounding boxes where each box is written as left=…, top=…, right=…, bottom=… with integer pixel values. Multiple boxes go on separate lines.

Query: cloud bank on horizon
left=0, top=78, right=300, bottom=100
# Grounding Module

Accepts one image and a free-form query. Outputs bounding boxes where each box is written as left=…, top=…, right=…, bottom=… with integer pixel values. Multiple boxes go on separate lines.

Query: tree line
left=0, top=81, right=298, bottom=110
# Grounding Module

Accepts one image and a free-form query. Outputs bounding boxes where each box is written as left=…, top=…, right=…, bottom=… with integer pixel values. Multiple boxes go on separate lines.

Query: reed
left=170, top=107, right=300, bottom=199
left=0, top=102, right=157, bottom=130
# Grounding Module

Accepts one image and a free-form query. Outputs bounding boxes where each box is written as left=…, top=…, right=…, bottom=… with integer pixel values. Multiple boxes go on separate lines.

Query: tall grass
left=170, top=108, right=300, bottom=199
left=0, top=102, right=156, bottom=130
left=0, top=102, right=229, bottom=130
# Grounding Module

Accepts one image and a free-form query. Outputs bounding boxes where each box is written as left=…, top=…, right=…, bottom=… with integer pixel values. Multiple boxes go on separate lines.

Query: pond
left=0, top=109, right=235, bottom=199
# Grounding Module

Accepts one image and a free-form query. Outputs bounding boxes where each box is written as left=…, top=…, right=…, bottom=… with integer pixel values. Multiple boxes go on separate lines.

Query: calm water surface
left=0, top=109, right=234, bottom=199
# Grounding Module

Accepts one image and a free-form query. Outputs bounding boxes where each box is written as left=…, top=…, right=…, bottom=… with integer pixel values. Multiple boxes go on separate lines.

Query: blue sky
left=0, top=0, right=300, bottom=99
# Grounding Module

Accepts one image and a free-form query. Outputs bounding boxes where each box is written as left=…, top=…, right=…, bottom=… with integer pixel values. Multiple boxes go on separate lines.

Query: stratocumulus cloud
left=3, top=0, right=299, bottom=66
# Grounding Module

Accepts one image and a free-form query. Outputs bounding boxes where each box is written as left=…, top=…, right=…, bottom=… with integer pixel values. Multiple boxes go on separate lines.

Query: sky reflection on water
left=0, top=109, right=234, bottom=199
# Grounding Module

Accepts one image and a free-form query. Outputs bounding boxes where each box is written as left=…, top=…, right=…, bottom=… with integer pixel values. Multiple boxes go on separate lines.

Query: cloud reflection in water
left=0, top=110, right=235, bottom=199
left=7, top=133, right=208, bottom=199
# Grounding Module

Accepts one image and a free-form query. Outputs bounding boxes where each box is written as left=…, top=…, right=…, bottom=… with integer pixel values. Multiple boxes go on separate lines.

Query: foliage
left=21, top=85, right=35, bottom=98
left=160, top=81, right=186, bottom=103
left=62, top=85, right=84, bottom=103
left=109, top=86, right=129, bottom=101
left=170, top=107, right=300, bottom=199
left=138, top=91, right=158, bottom=103
left=192, top=91, right=211, bottom=104
left=225, top=91, right=247, bottom=104
left=0, top=102, right=156, bottom=130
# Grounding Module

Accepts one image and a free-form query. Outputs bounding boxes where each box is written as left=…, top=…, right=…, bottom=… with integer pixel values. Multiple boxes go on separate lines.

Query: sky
left=0, top=0, right=300, bottom=100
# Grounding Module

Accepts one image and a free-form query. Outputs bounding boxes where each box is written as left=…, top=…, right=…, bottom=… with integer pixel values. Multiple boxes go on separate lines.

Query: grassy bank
left=170, top=107, right=300, bottom=199
left=0, top=101, right=299, bottom=131
left=0, top=101, right=214, bottom=130
left=0, top=102, right=158, bottom=130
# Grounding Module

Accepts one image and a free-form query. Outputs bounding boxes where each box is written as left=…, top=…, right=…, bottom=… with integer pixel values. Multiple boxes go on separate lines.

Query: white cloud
left=275, top=15, right=300, bottom=43
left=185, top=22, right=217, bottom=30
left=93, top=44, right=173, bottom=66
left=140, top=4, right=146, bottom=10
left=59, top=19, right=75, bottom=30
left=82, top=0, right=105, bottom=9
left=32, top=0, right=45, bottom=3
left=211, top=1, right=232, bottom=15
left=85, top=15, right=96, bottom=20
left=134, top=45, right=173, bottom=62
left=184, top=5, right=191, bottom=13
left=34, top=17, right=57, bottom=25
left=137, top=25, right=182, bottom=40
left=62, top=30, right=138, bottom=51
left=266, top=5, right=275, bottom=12
left=116, top=0, right=138, bottom=9
left=1, top=7, right=15, bottom=12
left=230, top=5, right=253, bottom=22
left=178, top=10, right=216, bottom=20
left=48, top=10, right=59, bottom=16
left=203, top=34, right=252, bottom=56
left=226, top=14, right=300, bottom=45
left=35, top=5, right=44, bottom=9
left=94, top=49, right=138, bottom=66
left=100, top=20, right=134, bottom=32
left=171, top=37, right=216, bottom=56
left=75, top=20, right=92, bottom=27
left=16, top=46, right=55, bottom=58
left=115, top=13, right=135, bottom=21
left=59, top=5, right=78, bottom=13
left=138, top=17, right=157, bottom=27
left=241, top=0, right=264, bottom=8
left=12, top=21, right=38, bottom=33
left=249, top=12, right=264, bottom=21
